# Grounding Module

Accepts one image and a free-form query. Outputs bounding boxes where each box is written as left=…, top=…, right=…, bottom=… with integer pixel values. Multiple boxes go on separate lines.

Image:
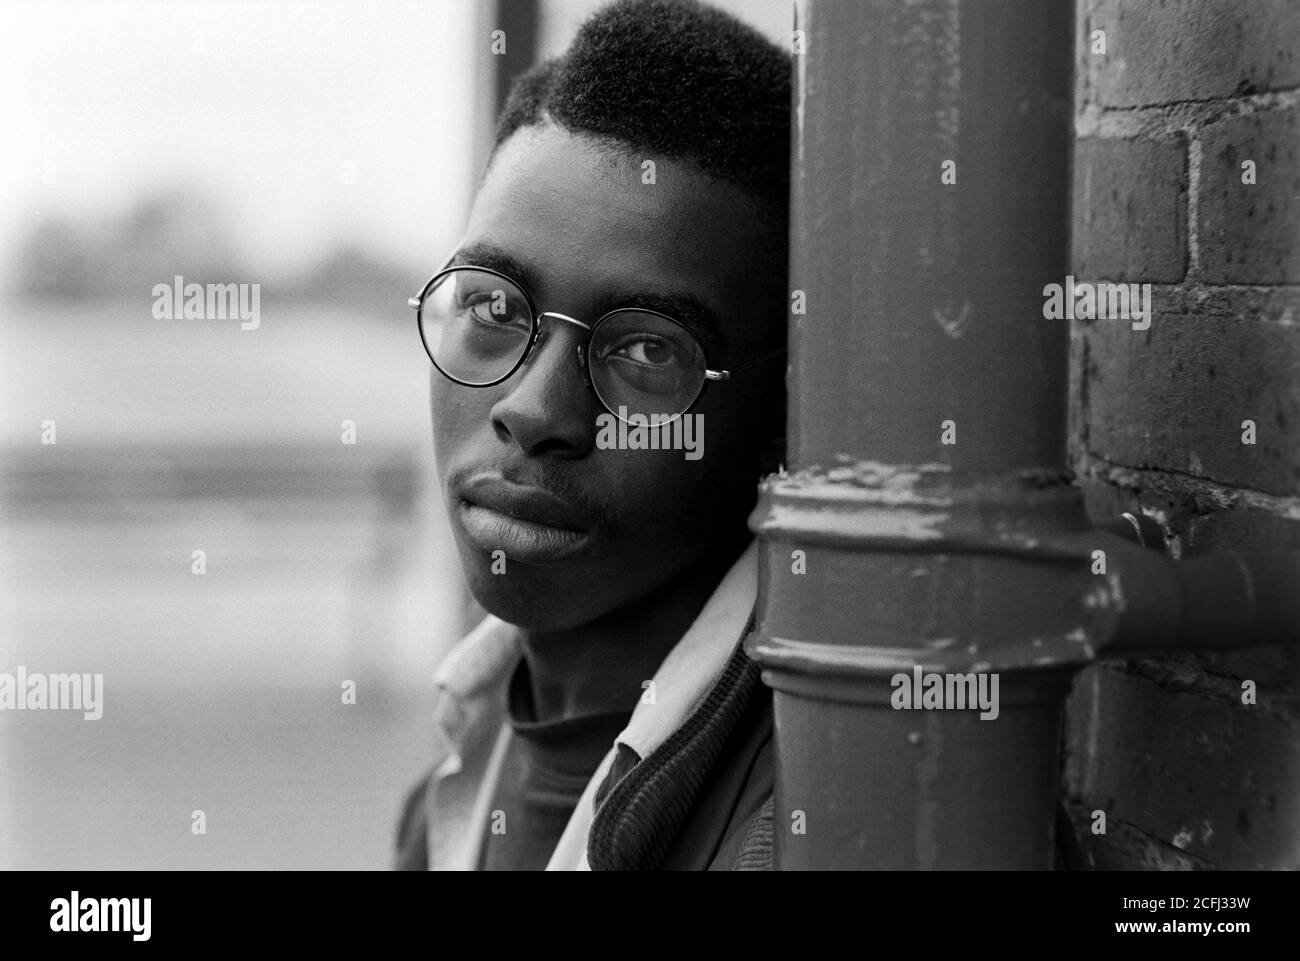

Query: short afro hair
left=493, top=0, right=791, bottom=205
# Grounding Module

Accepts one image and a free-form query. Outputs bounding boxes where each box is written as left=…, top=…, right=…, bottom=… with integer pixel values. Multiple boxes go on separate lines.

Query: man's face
left=431, top=123, right=784, bottom=631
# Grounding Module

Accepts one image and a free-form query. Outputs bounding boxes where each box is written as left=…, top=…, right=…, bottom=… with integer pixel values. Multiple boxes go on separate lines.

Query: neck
left=519, top=533, right=750, bottom=722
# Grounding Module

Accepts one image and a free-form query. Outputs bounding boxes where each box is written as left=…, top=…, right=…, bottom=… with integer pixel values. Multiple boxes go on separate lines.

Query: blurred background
left=0, top=0, right=787, bottom=869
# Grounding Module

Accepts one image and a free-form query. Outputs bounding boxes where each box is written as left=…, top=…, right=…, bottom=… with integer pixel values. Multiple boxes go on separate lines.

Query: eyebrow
left=448, top=241, right=726, bottom=349
left=448, top=242, right=543, bottom=293
left=594, top=288, right=724, bottom=350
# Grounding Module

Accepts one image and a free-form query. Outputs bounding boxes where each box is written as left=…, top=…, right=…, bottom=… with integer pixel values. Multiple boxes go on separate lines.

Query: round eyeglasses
left=410, top=264, right=784, bottom=423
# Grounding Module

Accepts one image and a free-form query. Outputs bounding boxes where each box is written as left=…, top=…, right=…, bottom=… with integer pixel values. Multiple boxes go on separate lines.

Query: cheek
left=599, top=455, right=714, bottom=554
left=430, top=380, right=495, bottom=464
left=600, top=423, right=758, bottom=536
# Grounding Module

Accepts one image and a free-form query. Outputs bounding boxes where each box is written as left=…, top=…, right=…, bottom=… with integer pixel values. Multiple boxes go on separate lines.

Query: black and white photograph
left=0, top=0, right=1296, bottom=935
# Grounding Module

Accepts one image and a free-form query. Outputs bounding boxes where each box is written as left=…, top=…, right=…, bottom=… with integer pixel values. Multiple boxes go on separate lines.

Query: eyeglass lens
left=420, top=267, right=708, bottom=418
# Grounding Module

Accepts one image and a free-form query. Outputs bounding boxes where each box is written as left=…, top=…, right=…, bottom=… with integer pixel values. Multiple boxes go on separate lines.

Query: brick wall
left=1064, top=0, right=1300, bottom=869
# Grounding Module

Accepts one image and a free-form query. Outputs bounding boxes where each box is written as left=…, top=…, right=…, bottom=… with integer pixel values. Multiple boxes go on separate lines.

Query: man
left=394, top=0, right=791, bottom=870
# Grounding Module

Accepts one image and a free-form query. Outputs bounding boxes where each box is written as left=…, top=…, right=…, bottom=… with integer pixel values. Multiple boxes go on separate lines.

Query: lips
left=462, top=475, right=589, bottom=531
left=454, top=473, right=595, bottom=564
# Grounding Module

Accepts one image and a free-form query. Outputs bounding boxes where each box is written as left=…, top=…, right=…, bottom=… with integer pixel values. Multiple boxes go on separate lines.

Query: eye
left=606, top=334, right=689, bottom=368
left=620, top=338, right=673, bottom=366
left=458, top=290, right=529, bottom=330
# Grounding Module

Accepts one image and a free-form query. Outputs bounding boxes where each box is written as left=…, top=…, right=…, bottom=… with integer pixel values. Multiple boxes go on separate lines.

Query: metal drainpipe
left=747, top=0, right=1298, bottom=870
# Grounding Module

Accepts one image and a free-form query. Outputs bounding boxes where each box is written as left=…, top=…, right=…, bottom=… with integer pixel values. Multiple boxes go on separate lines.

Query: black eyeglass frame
left=409, top=260, right=786, bottom=422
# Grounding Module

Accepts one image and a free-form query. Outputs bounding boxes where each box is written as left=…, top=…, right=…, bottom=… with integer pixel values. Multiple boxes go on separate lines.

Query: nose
left=489, top=312, right=597, bottom=459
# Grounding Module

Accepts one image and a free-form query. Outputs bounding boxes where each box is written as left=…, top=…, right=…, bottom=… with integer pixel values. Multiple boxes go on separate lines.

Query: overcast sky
left=0, top=0, right=789, bottom=285
left=0, top=0, right=482, bottom=281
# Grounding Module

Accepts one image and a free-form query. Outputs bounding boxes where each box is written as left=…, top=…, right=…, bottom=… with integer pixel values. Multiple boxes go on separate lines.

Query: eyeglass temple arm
left=705, top=345, right=788, bottom=381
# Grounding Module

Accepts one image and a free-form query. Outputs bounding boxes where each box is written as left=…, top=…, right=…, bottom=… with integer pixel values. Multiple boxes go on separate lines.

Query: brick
left=1062, top=801, right=1213, bottom=870
left=1198, top=108, right=1300, bottom=284
left=1077, top=286, right=1300, bottom=497
left=1063, top=664, right=1300, bottom=869
left=1086, top=0, right=1300, bottom=107
left=1073, top=136, right=1188, bottom=283
left=1200, top=645, right=1300, bottom=698
left=1073, top=0, right=1090, bottom=117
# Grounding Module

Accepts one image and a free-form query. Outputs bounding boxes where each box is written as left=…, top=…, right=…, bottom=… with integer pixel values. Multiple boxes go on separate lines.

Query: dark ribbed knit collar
left=587, top=613, right=761, bottom=871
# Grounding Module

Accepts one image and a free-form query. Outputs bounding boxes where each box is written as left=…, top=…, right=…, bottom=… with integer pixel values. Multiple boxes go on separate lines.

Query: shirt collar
left=613, top=539, right=758, bottom=761
left=433, top=614, right=521, bottom=697
left=429, top=538, right=757, bottom=770
left=429, top=614, right=520, bottom=776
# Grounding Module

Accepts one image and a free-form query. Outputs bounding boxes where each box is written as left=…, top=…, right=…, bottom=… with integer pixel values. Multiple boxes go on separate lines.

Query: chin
left=459, top=551, right=591, bottom=632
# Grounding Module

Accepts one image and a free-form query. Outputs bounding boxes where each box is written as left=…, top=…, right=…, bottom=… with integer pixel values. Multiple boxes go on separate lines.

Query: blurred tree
left=11, top=186, right=409, bottom=318
left=13, top=186, right=241, bottom=300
